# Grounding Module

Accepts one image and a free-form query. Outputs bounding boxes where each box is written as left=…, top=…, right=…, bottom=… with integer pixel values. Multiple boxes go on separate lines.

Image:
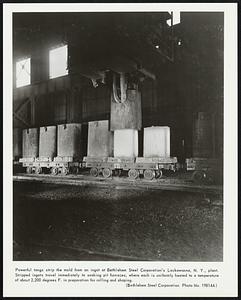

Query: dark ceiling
left=13, top=12, right=175, bottom=75
left=13, top=12, right=224, bottom=102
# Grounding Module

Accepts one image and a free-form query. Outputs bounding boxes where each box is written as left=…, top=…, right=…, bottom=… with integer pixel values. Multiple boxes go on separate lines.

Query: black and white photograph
left=3, top=3, right=237, bottom=298
left=12, top=9, right=224, bottom=262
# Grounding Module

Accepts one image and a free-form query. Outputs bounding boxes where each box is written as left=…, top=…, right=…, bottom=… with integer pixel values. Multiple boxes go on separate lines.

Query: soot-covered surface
left=13, top=181, right=223, bottom=261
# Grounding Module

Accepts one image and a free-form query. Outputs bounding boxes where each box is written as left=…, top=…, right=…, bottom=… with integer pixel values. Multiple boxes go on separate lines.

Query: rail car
left=83, top=156, right=178, bottom=180
left=14, top=122, right=221, bottom=184
left=19, top=155, right=178, bottom=180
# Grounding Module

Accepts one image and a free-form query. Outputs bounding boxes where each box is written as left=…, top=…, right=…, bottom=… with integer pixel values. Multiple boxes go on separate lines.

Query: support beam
left=14, top=97, right=31, bottom=114
left=13, top=112, right=31, bottom=127
left=30, top=96, right=36, bottom=126
left=138, top=68, right=156, bottom=80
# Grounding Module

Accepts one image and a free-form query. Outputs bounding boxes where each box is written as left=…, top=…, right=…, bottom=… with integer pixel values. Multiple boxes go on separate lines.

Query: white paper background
left=3, top=3, right=238, bottom=297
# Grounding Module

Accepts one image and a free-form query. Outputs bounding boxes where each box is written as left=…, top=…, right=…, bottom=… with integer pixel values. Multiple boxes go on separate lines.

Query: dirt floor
left=13, top=181, right=223, bottom=261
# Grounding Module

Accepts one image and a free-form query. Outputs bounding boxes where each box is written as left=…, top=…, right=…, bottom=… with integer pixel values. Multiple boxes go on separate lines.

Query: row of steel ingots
left=13, top=121, right=171, bottom=163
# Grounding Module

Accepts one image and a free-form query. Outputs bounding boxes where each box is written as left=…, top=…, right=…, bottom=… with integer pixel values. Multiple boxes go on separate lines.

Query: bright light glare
left=49, top=45, right=68, bottom=79
left=167, top=11, right=180, bottom=26
left=16, top=58, right=31, bottom=88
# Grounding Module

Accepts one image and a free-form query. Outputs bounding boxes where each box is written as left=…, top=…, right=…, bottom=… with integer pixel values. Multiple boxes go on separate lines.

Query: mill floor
left=13, top=177, right=223, bottom=261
